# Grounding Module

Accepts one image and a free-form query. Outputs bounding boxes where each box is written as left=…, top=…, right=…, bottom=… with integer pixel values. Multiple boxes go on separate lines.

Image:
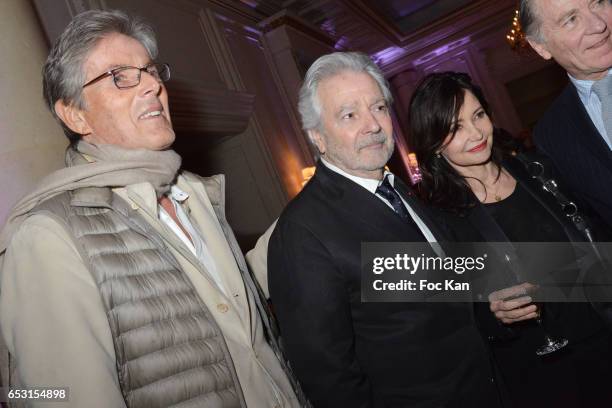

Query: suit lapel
left=314, top=163, right=429, bottom=240
left=175, top=178, right=252, bottom=327
left=123, top=184, right=241, bottom=308
left=563, top=85, right=612, bottom=168
left=394, top=178, right=448, bottom=242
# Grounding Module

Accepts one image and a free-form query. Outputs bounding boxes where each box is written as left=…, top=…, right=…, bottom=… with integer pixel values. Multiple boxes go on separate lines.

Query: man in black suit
left=520, top=0, right=612, bottom=229
left=268, top=52, right=500, bottom=407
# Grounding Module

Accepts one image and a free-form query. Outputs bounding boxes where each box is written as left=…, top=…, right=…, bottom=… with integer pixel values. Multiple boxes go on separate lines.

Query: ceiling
left=241, top=0, right=516, bottom=72
left=362, top=0, right=475, bottom=35
left=245, top=0, right=478, bottom=32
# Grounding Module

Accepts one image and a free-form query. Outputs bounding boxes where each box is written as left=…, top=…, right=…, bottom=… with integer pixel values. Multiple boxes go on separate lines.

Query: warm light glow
left=506, top=8, right=528, bottom=51
left=301, top=166, right=316, bottom=187
left=407, top=153, right=422, bottom=184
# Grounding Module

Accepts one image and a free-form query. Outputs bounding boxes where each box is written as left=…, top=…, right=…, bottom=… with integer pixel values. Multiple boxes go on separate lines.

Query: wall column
left=0, top=0, right=65, bottom=226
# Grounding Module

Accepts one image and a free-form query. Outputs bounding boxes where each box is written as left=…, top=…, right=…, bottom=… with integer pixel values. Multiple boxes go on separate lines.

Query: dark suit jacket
left=533, top=83, right=612, bottom=230
left=268, top=162, right=500, bottom=408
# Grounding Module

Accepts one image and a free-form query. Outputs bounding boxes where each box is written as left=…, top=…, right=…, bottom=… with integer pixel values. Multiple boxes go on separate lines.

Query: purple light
left=239, top=0, right=258, bottom=9
left=334, top=36, right=349, bottom=50
left=413, top=36, right=471, bottom=65
left=371, top=46, right=405, bottom=65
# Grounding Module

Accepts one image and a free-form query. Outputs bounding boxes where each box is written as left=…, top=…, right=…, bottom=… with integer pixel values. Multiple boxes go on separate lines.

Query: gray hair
left=298, top=52, right=393, bottom=136
left=519, top=0, right=544, bottom=42
left=42, top=9, right=158, bottom=143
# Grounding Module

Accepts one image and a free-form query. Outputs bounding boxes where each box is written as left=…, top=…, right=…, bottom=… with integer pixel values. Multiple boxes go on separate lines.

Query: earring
left=435, top=152, right=441, bottom=159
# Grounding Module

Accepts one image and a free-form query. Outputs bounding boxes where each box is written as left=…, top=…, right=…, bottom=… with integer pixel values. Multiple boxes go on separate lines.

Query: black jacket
left=534, top=82, right=612, bottom=230
left=268, top=161, right=500, bottom=408
left=457, top=155, right=608, bottom=342
left=447, top=153, right=612, bottom=408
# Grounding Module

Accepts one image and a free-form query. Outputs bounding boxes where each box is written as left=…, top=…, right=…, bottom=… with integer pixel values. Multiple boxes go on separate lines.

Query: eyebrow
left=101, top=64, right=128, bottom=72
left=337, top=103, right=357, bottom=114
left=556, top=8, right=578, bottom=25
left=103, top=61, right=153, bottom=72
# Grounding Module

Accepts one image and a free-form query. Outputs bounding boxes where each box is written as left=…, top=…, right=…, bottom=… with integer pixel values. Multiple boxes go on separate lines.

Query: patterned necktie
left=375, top=174, right=410, bottom=219
left=591, top=75, right=612, bottom=147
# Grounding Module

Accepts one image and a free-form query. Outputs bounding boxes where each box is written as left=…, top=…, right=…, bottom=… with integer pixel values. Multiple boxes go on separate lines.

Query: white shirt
left=158, top=185, right=226, bottom=294
left=320, top=159, right=440, bottom=249
left=569, top=69, right=612, bottom=149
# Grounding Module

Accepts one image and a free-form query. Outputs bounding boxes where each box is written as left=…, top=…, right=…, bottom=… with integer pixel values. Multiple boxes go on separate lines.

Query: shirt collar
left=169, top=184, right=189, bottom=203
left=320, top=158, right=393, bottom=194
left=569, top=69, right=612, bottom=100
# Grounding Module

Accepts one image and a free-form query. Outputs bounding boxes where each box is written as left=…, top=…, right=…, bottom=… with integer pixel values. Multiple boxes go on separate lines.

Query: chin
left=362, top=157, right=389, bottom=172
left=143, top=132, right=176, bottom=151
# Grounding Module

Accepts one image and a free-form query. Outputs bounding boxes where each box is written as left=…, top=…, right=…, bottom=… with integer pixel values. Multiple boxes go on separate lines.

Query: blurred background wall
left=0, top=0, right=65, bottom=227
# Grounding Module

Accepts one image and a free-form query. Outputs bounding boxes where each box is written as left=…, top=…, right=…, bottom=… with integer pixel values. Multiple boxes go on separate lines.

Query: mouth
left=361, top=141, right=385, bottom=150
left=359, top=135, right=389, bottom=151
left=467, top=140, right=487, bottom=153
left=138, top=106, right=165, bottom=120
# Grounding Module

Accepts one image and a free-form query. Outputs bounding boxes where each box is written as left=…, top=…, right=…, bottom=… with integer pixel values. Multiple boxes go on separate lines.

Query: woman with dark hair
left=407, top=71, right=612, bottom=408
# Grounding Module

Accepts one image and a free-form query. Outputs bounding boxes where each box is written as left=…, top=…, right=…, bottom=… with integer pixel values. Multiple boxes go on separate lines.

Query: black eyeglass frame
left=81, top=62, right=171, bottom=89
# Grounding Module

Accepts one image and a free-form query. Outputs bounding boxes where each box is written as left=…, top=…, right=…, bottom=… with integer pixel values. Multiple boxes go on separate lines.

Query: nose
left=467, top=121, right=485, bottom=141
left=362, top=110, right=382, bottom=134
left=139, top=69, right=163, bottom=96
left=587, top=8, right=607, bottom=34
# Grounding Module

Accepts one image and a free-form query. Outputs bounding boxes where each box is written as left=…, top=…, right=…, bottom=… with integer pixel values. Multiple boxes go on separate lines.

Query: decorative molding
left=258, top=31, right=317, bottom=166
left=197, top=4, right=291, bottom=203
left=166, top=79, right=255, bottom=136
left=199, top=8, right=246, bottom=91
left=259, top=10, right=335, bottom=48
left=381, top=2, right=517, bottom=76
left=343, top=0, right=514, bottom=47
left=203, top=0, right=267, bottom=24
left=258, top=9, right=334, bottom=166
left=237, top=0, right=284, bottom=17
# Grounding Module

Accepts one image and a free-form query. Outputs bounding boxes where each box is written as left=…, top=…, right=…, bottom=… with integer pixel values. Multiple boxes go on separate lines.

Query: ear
left=309, top=129, right=327, bottom=155
left=527, top=37, right=552, bottom=60
left=54, top=99, right=92, bottom=136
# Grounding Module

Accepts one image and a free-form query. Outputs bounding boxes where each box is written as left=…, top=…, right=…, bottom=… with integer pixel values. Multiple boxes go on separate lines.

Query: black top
left=484, top=183, right=568, bottom=243
left=481, top=180, right=602, bottom=343
left=478, top=176, right=612, bottom=408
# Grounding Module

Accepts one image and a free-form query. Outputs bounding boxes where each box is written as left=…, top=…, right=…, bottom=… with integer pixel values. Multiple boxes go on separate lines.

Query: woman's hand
left=488, top=283, right=539, bottom=324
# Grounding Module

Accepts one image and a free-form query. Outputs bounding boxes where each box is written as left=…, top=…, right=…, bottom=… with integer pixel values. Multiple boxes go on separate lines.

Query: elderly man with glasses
left=0, top=9, right=300, bottom=408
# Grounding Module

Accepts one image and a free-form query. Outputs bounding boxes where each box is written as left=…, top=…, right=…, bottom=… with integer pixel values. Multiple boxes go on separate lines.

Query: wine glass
left=533, top=299, right=569, bottom=356
left=501, top=280, right=569, bottom=356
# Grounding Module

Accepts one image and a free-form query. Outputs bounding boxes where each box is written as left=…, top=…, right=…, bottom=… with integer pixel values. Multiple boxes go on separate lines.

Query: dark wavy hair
left=407, top=72, right=514, bottom=213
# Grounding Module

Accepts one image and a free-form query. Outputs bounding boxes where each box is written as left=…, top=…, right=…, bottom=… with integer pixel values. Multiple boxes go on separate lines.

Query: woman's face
left=439, top=90, right=493, bottom=172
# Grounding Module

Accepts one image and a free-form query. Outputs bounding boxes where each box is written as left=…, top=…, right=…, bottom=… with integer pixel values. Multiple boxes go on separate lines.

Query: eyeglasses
left=82, top=62, right=171, bottom=89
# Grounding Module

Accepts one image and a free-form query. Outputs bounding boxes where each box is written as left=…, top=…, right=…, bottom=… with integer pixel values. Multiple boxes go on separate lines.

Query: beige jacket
left=0, top=173, right=298, bottom=408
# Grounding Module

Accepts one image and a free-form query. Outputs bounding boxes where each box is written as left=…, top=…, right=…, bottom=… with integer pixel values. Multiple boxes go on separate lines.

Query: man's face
left=68, top=32, right=175, bottom=150
left=311, top=70, right=394, bottom=180
left=529, top=0, right=612, bottom=80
